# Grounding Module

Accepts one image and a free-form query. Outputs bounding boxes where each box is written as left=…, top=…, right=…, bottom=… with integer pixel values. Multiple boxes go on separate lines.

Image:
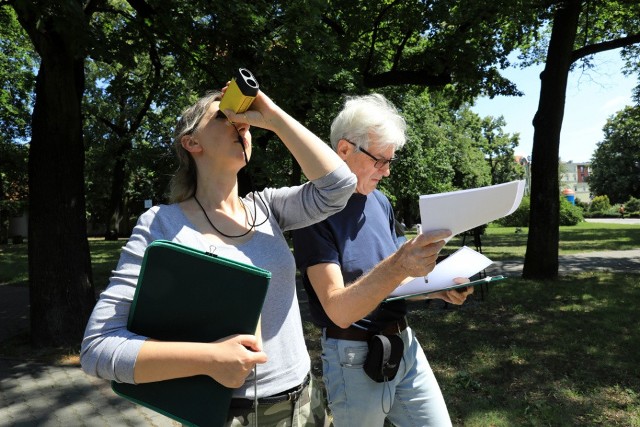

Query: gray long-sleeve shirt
left=80, top=164, right=356, bottom=399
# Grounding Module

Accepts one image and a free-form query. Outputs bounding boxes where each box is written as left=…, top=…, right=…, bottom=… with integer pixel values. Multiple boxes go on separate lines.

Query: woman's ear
left=181, top=135, right=202, bottom=153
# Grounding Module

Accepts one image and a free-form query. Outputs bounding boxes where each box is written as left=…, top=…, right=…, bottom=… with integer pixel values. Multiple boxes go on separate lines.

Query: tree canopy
left=589, top=105, right=640, bottom=203
left=3, top=0, right=640, bottom=345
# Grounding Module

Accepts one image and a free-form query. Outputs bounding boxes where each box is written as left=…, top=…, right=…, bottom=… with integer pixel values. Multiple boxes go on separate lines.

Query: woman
left=80, top=85, right=356, bottom=426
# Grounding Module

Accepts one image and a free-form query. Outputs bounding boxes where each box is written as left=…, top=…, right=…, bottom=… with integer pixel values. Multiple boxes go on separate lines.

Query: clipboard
left=111, top=240, right=271, bottom=427
left=385, top=275, right=506, bottom=301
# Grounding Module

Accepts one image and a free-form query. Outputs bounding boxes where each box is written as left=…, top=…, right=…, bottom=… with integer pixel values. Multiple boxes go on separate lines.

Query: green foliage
left=625, top=196, right=640, bottom=213
left=445, top=107, right=492, bottom=189
left=7, top=0, right=640, bottom=347
left=0, top=142, right=28, bottom=201
left=0, top=7, right=37, bottom=142
left=589, top=106, right=640, bottom=203
left=574, top=197, right=589, bottom=210
left=380, top=90, right=520, bottom=225
left=496, top=195, right=530, bottom=227
left=590, top=195, right=611, bottom=213
left=492, top=193, right=580, bottom=228
left=559, top=196, right=583, bottom=226
left=381, top=89, right=456, bottom=223
left=477, top=114, right=524, bottom=184
left=0, top=7, right=33, bottom=240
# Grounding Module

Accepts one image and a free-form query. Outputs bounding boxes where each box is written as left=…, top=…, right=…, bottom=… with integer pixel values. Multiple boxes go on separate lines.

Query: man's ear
left=181, top=135, right=202, bottom=153
left=336, top=139, right=352, bottom=160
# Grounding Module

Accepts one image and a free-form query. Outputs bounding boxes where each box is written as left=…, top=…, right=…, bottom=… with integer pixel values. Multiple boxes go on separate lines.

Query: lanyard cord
left=253, top=365, right=258, bottom=426
left=235, top=122, right=262, bottom=426
left=194, top=124, right=269, bottom=238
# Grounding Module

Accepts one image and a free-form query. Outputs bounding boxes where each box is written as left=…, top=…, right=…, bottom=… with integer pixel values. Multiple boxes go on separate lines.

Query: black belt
left=324, top=317, right=408, bottom=341
left=229, top=373, right=310, bottom=409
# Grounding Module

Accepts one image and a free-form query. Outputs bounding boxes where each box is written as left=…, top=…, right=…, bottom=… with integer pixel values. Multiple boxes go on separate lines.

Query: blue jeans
left=321, top=326, right=451, bottom=427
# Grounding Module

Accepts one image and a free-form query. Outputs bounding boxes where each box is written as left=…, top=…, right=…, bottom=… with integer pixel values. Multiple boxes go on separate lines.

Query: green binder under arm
left=111, top=240, right=271, bottom=427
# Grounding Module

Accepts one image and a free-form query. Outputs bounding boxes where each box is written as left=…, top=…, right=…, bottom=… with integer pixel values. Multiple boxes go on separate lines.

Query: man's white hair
left=330, top=93, right=406, bottom=151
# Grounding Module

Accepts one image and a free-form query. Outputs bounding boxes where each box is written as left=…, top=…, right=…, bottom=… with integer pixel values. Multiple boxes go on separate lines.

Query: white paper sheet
left=388, top=246, right=493, bottom=297
left=419, top=180, right=525, bottom=241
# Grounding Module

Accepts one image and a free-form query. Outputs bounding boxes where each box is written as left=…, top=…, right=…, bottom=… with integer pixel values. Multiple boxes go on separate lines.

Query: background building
left=560, top=161, right=591, bottom=202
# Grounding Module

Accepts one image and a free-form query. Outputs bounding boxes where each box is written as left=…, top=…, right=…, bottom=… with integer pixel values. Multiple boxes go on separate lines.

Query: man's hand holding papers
left=387, top=181, right=525, bottom=300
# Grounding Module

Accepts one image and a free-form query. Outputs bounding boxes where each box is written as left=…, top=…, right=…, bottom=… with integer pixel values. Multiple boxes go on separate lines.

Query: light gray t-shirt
left=80, top=164, right=356, bottom=399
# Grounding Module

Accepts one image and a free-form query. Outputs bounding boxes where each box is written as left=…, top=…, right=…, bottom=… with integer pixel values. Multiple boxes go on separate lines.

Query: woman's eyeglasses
left=345, top=140, right=397, bottom=169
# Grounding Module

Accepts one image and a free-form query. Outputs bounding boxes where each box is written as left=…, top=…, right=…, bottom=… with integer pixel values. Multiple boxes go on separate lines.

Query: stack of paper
left=387, top=246, right=503, bottom=300
left=387, top=180, right=525, bottom=300
left=419, top=180, right=525, bottom=241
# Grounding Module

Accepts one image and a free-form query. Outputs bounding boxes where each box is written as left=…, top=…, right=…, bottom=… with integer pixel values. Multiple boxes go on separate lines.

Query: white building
left=560, top=161, right=591, bottom=202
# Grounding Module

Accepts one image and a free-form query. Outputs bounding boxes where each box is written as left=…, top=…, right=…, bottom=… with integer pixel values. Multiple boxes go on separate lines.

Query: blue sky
left=471, top=49, right=637, bottom=163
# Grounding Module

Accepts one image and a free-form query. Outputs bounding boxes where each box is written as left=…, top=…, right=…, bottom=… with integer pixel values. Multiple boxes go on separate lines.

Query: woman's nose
left=234, top=121, right=250, bottom=133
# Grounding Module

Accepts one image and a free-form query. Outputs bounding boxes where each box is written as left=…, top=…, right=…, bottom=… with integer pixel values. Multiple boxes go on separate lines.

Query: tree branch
left=98, top=117, right=126, bottom=136
left=321, top=14, right=345, bottom=36
left=130, top=42, right=162, bottom=132
left=123, top=0, right=222, bottom=86
left=365, top=0, right=402, bottom=73
left=84, top=0, right=107, bottom=16
left=124, top=0, right=155, bottom=19
left=392, top=30, right=412, bottom=70
left=363, top=69, right=451, bottom=88
left=571, top=33, right=640, bottom=63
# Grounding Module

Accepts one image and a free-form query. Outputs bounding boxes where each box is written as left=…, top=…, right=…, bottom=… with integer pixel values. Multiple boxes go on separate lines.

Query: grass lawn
left=2, top=224, right=640, bottom=425
left=0, top=237, right=125, bottom=288
left=406, top=221, right=640, bottom=260
left=303, top=271, right=640, bottom=426
left=412, top=273, right=640, bottom=426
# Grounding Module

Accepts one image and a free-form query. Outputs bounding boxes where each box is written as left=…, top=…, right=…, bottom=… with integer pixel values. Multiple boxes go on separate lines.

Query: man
left=292, top=94, right=472, bottom=426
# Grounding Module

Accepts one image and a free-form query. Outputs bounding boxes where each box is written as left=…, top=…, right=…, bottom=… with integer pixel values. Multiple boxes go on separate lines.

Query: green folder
left=111, top=240, right=271, bottom=427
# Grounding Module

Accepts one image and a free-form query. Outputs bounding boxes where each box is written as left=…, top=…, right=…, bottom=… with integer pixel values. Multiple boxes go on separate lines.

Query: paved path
left=1, top=244, right=639, bottom=426
left=585, top=217, right=640, bottom=225
left=0, top=359, right=180, bottom=426
left=486, top=249, right=640, bottom=276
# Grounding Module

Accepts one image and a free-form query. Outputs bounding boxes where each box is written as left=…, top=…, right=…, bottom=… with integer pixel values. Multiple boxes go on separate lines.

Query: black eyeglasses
left=345, top=140, right=397, bottom=169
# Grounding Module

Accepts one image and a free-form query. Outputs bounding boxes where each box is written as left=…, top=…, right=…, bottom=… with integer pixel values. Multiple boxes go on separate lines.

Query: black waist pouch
left=363, top=334, right=404, bottom=382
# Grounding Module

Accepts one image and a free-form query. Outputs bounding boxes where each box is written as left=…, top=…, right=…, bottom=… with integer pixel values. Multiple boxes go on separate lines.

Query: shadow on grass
left=408, top=272, right=640, bottom=426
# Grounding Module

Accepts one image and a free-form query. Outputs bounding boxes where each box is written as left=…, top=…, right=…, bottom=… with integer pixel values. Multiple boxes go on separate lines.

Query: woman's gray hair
left=329, top=93, right=406, bottom=151
left=168, top=91, right=222, bottom=203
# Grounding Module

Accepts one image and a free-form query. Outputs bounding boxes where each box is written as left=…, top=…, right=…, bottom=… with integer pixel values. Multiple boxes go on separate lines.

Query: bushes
left=588, top=195, right=611, bottom=217
left=584, top=195, right=640, bottom=217
left=495, top=195, right=583, bottom=227
left=496, top=196, right=530, bottom=227
left=625, top=197, right=640, bottom=214
left=559, top=197, right=584, bottom=225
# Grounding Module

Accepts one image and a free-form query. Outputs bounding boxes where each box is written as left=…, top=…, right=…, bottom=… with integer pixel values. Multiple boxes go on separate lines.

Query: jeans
left=321, top=326, right=451, bottom=427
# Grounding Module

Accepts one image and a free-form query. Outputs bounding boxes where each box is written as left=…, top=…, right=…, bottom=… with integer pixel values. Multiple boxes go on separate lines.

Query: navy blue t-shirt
left=292, top=190, right=407, bottom=331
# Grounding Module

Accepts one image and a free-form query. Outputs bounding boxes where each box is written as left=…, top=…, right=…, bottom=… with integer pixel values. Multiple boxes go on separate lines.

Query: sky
left=471, top=49, right=638, bottom=163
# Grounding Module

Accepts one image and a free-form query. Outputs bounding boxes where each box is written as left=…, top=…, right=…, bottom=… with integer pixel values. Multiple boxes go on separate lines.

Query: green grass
left=411, top=273, right=640, bottom=426
left=304, top=271, right=640, bottom=426
left=0, top=244, right=28, bottom=286
left=0, top=238, right=125, bottom=288
left=405, top=221, right=640, bottom=261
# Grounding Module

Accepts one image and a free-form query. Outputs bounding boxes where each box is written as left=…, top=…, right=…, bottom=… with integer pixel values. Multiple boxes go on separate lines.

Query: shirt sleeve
left=292, top=219, right=340, bottom=272
left=256, top=163, right=355, bottom=231
left=80, top=209, right=158, bottom=384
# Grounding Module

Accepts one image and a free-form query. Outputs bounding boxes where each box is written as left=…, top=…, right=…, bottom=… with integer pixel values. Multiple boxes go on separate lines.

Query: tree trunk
left=17, top=2, right=96, bottom=347
left=104, top=139, right=132, bottom=240
left=523, top=0, right=581, bottom=280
